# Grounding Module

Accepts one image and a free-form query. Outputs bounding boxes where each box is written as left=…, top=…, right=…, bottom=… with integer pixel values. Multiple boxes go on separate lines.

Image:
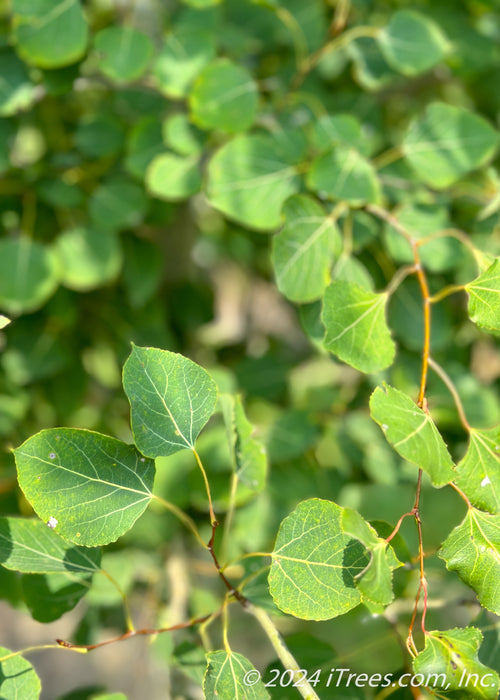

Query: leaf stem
left=247, top=602, right=321, bottom=700
left=207, top=521, right=248, bottom=607
left=0, top=644, right=73, bottom=662
left=428, top=357, right=471, bottom=432
left=152, top=493, right=207, bottom=549
left=428, top=284, right=465, bottom=304
left=192, top=447, right=217, bottom=525
left=100, top=568, right=134, bottom=632
left=55, top=613, right=213, bottom=652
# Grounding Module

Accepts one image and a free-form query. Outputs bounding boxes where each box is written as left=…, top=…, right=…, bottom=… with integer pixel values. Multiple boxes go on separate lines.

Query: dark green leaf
left=307, top=147, right=380, bottom=206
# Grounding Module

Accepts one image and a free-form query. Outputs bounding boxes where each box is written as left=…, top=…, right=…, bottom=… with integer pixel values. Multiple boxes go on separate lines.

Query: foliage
left=1, top=1, right=500, bottom=699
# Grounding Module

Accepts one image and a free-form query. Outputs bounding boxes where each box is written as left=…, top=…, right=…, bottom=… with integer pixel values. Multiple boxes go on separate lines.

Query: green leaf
left=125, top=118, right=164, bottom=179
left=268, top=499, right=369, bottom=620
left=189, top=58, right=258, bottom=133
left=309, top=114, right=364, bottom=154
left=455, top=427, right=500, bottom=514
left=220, top=394, right=267, bottom=492
left=348, top=37, right=401, bottom=92
left=378, top=10, right=449, bottom=76
left=413, top=628, right=499, bottom=699
left=0, top=237, right=59, bottom=315
left=370, top=384, right=455, bottom=486
left=0, top=49, right=35, bottom=116
left=122, top=345, right=218, bottom=458
left=54, top=228, right=122, bottom=291
left=94, top=27, right=154, bottom=83
left=122, top=236, right=163, bottom=308
left=322, top=281, right=396, bottom=373
left=204, top=651, right=269, bottom=700
left=0, top=517, right=101, bottom=574
left=12, top=0, right=88, bottom=68
left=307, top=147, right=380, bottom=206
left=272, top=195, right=340, bottom=303
left=206, top=131, right=304, bottom=231
left=89, top=178, right=148, bottom=232
left=21, top=572, right=92, bottom=622
left=0, top=647, right=41, bottom=700
left=440, top=508, right=500, bottom=614
left=382, top=202, right=465, bottom=273
left=153, top=26, right=216, bottom=98
left=162, top=113, right=207, bottom=156
left=14, top=428, right=155, bottom=546
left=466, top=258, right=500, bottom=332
left=145, top=152, right=202, bottom=201
left=341, top=508, right=401, bottom=607
left=0, top=315, right=11, bottom=330
left=403, top=102, right=500, bottom=188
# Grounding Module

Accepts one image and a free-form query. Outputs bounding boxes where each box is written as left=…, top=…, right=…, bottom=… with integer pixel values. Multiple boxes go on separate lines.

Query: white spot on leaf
left=382, top=424, right=388, bottom=432
left=481, top=476, right=491, bottom=488
left=47, top=517, right=58, bottom=529
left=49, top=452, right=56, bottom=459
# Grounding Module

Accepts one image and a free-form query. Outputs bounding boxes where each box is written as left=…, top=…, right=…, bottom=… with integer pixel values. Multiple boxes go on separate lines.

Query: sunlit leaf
left=146, top=152, right=202, bottom=201
left=0, top=49, right=35, bottom=116
left=12, top=0, right=88, bottom=68
left=94, top=26, right=153, bottom=83
left=370, top=384, right=455, bottom=486
left=189, top=58, right=258, bottom=133
left=206, top=131, right=304, bottom=231
left=0, top=517, right=101, bottom=573
left=403, top=102, right=500, bottom=188
left=0, top=237, right=59, bottom=315
left=322, top=281, right=395, bottom=373
left=123, top=345, right=218, bottom=457
left=307, top=147, right=380, bottom=206
left=378, top=10, right=449, bottom=76
left=14, top=429, right=155, bottom=546
left=441, top=508, right=500, bottom=614
left=54, top=228, right=122, bottom=291
left=466, top=258, right=500, bottom=332
left=413, top=627, right=499, bottom=699
left=272, top=195, right=340, bottom=303
left=0, top=647, right=41, bottom=700
left=204, top=651, right=269, bottom=700
left=269, top=499, right=368, bottom=620
left=455, top=427, right=500, bottom=514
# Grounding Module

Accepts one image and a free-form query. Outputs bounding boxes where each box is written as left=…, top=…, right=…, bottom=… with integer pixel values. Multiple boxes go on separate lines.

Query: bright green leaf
left=269, top=499, right=368, bottom=620
left=403, top=103, right=500, bottom=188
left=307, top=147, right=380, bottom=206
left=54, top=228, right=122, bottom=291
left=322, top=281, right=395, bottom=373
left=0, top=237, right=59, bottom=315
left=0, top=647, right=41, bottom=700
left=14, top=429, right=155, bottom=546
left=189, top=58, right=258, bottom=133
left=310, top=114, right=364, bottom=154
left=370, top=384, right=455, bottom=486
left=206, top=132, right=304, bottom=231
left=466, top=258, right=500, bottom=332
left=94, top=26, right=154, bottom=83
left=0, top=316, right=11, bottom=330
left=413, top=627, right=499, bottom=699
left=123, top=345, right=218, bottom=458
left=455, top=427, right=500, bottom=514
left=153, top=27, right=216, bottom=98
left=145, top=152, right=202, bottom=201
left=162, top=113, right=207, bottom=156
left=12, top=0, right=88, bottom=68
left=0, top=517, right=101, bottom=574
left=220, top=394, right=267, bottom=492
left=204, top=651, right=269, bottom=700
left=382, top=202, right=464, bottom=273
left=342, top=508, right=401, bottom=607
left=378, top=10, right=449, bottom=76
left=0, top=49, right=35, bottom=116
left=440, top=508, right=500, bottom=614
left=272, top=195, right=340, bottom=303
